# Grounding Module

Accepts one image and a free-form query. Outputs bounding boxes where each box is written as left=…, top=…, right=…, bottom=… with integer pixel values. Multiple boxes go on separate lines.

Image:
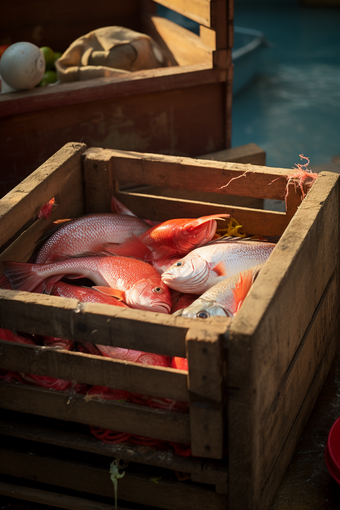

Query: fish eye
left=175, top=261, right=184, bottom=267
left=152, top=287, right=163, bottom=294
left=196, top=310, right=210, bottom=319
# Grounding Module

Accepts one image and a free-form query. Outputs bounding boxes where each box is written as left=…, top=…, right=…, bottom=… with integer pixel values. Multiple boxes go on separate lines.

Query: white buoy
left=0, top=42, right=45, bottom=93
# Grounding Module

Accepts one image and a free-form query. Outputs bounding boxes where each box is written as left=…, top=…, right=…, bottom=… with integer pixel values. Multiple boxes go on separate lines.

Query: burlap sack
left=56, top=26, right=168, bottom=83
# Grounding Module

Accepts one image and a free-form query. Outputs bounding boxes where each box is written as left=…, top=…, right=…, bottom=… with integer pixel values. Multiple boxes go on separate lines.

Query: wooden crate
left=0, top=0, right=234, bottom=198
left=0, top=142, right=339, bottom=510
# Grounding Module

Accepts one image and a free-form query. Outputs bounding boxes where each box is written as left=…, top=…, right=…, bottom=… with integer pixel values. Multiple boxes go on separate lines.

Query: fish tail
left=2, top=261, right=45, bottom=293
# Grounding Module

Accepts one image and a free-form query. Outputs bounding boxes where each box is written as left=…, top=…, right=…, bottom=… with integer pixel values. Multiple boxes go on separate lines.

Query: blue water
left=232, top=2, right=340, bottom=170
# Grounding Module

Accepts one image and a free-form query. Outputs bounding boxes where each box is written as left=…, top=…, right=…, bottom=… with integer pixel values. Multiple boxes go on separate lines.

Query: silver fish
left=161, top=237, right=275, bottom=294
left=173, top=265, right=263, bottom=319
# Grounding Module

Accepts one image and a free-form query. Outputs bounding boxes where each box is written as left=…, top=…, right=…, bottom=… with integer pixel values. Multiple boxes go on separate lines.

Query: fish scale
left=35, top=213, right=150, bottom=263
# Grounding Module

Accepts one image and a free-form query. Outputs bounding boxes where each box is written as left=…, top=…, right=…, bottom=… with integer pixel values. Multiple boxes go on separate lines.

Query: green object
left=37, top=70, right=58, bottom=87
left=53, top=51, right=62, bottom=62
left=40, top=46, right=55, bottom=70
left=110, top=459, right=125, bottom=510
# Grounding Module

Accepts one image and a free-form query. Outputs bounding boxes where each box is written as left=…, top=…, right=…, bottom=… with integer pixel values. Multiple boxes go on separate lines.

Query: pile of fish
left=0, top=198, right=277, bottom=454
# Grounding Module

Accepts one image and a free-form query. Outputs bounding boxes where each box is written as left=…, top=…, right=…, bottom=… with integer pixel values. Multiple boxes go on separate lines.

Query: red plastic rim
left=325, top=417, right=340, bottom=485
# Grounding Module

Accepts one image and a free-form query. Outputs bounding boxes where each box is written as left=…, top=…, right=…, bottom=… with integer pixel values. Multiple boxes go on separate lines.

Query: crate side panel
left=257, top=271, right=338, bottom=510
left=0, top=143, right=87, bottom=246
left=0, top=383, right=190, bottom=444
left=0, top=81, right=227, bottom=197
left=0, top=410, right=229, bottom=483
left=0, top=291, right=228, bottom=357
left=106, top=149, right=298, bottom=200
left=186, top=328, right=226, bottom=459
left=227, top=172, right=339, bottom=510
left=0, top=446, right=227, bottom=510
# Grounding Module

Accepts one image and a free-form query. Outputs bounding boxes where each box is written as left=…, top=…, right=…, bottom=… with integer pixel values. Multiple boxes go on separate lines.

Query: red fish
left=170, top=357, right=188, bottom=371
left=35, top=213, right=150, bottom=264
left=3, top=255, right=172, bottom=313
left=97, top=345, right=169, bottom=366
left=105, top=213, right=230, bottom=261
left=45, top=280, right=130, bottom=308
left=171, top=291, right=198, bottom=314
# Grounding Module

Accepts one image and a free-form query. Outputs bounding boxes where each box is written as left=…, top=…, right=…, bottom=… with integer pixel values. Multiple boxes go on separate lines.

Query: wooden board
left=0, top=439, right=227, bottom=510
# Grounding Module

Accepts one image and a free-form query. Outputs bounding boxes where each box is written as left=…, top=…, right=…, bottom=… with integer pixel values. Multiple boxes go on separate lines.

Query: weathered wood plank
left=146, top=15, right=213, bottom=66
left=0, top=143, right=86, bottom=248
left=0, top=64, right=224, bottom=118
left=155, top=0, right=212, bottom=26
left=115, top=191, right=289, bottom=236
left=0, top=481, right=116, bottom=510
left=186, top=328, right=226, bottom=458
left=0, top=409, right=228, bottom=484
left=0, top=445, right=227, bottom=510
left=0, top=382, right=190, bottom=443
left=258, top=271, right=338, bottom=510
left=94, top=147, right=303, bottom=200
left=0, top=340, right=188, bottom=402
left=0, top=290, right=229, bottom=357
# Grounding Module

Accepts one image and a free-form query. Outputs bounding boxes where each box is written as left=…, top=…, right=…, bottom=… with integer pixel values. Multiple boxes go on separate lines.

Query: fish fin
left=43, top=275, right=66, bottom=295
left=145, top=245, right=176, bottom=261
left=104, top=235, right=152, bottom=260
left=186, top=213, right=230, bottom=230
left=63, top=274, right=86, bottom=280
left=2, top=261, right=45, bottom=292
left=111, top=196, right=137, bottom=217
left=212, top=261, right=228, bottom=277
left=92, top=286, right=126, bottom=301
left=232, top=270, right=255, bottom=314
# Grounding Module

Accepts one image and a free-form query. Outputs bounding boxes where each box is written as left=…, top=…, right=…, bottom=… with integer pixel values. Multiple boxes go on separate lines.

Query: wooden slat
left=0, top=341, right=188, bottom=402
left=0, top=143, right=87, bottom=248
left=0, top=382, right=190, bottom=444
left=96, top=148, right=300, bottom=200
left=0, top=64, right=224, bottom=118
left=115, top=191, right=289, bottom=236
left=186, top=327, right=226, bottom=459
left=124, top=142, right=267, bottom=211
left=227, top=171, right=339, bottom=509
left=0, top=409, right=228, bottom=485
left=146, top=15, right=213, bottom=66
left=0, top=290, right=229, bottom=357
left=0, top=446, right=227, bottom=510
left=258, top=271, right=338, bottom=510
left=0, top=481, right=117, bottom=510
left=83, top=148, right=116, bottom=214
left=155, top=0, right=212, bottom=26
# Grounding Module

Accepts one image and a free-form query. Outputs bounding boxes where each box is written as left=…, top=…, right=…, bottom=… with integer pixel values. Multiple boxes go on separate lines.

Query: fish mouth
left=150, top=302, right=172, bottom=314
